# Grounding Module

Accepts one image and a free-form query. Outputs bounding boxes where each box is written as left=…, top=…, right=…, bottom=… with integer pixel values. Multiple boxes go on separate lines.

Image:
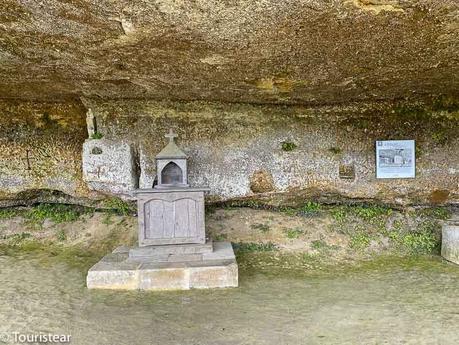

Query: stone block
left=441, top=220, right=459, bottom=264
left=82, top=139, right=137, bottom=195
left=100, top=252, right=129, bottom=263
left=112, top=246, right=130, bottom=254
left=189, top=263, right=238, bottom=289
left=86, top=261, right=140, bottom=290
left=166, top=254, right=203, bottom=262
left=86, top=242, right=238, bottom=291
left=202, top=241, right=235, bottom=260
left=139, top=267, right=189, bottom=290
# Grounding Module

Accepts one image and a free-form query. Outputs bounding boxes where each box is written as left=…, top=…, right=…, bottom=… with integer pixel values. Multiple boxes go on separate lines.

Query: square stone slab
left=87, top=242, right=238, bottom=290
left=129, top=239, right=213, bottom=260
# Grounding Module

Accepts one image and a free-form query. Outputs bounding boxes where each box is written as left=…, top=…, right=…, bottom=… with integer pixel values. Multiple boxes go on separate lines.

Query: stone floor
left=1, top=254, right=459, bottom=345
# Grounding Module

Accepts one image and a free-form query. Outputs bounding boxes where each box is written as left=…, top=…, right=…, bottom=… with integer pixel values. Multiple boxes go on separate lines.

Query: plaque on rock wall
left=376, top=140, right=415, bottom=179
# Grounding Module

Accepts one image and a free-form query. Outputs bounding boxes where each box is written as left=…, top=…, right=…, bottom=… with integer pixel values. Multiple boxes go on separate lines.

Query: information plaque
left=376, top=140, right=415, bottom=179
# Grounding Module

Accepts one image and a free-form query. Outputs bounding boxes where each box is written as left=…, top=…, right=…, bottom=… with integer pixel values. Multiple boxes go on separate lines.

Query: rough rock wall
left=0, top=0, right=458, bottom=104
left=84, top=98, right=458, bottom=206
left=0, top=100, right=92, bottom=206
left=0, top=99, right=457, bottom=206
left=1, top=1, right=458, bottom=207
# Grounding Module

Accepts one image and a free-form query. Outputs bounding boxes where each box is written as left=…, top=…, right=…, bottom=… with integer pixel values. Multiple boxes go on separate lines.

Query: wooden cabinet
left=136, top=189, right=207, bottom=246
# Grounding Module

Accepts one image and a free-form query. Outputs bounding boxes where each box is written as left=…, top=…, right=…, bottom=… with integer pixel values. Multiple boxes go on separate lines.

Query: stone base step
left=129, top=239, right=213, bottom=260
left=87, top=242, right=238, bottom=291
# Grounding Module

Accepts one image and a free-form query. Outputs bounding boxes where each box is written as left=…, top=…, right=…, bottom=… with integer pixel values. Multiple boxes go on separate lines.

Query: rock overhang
left=0, top=0, right=457, bottom=104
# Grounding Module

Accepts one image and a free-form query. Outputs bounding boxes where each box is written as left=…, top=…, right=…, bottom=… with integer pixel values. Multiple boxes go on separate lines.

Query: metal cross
left=165, top=129, right=177, bottom=142
left=21, top=150, right=36, bottom=171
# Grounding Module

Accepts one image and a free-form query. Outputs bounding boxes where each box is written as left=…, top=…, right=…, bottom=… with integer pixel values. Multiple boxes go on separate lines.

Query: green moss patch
left=104, top=198, right=136, bottom=216
left=90, top=132, right=104, bottom=139
left=25, top=203, right=86, bottom=224
left=281, top=141, right=297, bottom=151
left=285, top=227, right=303, bottom=239
left=0, top=208, right=20, bottom=219
left=233, top=242, right=277, bottom=253
left=251, top=223, right=271, bottom=233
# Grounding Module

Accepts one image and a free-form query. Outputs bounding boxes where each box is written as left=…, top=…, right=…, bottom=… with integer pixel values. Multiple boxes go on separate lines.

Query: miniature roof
left=156, top=129, right=187, bottom=159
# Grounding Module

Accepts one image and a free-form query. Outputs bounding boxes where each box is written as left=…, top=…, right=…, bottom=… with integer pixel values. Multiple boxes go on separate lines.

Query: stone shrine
left=134, top=129, right=206, bottom=247
left=87, top=130, right=238, bottom=290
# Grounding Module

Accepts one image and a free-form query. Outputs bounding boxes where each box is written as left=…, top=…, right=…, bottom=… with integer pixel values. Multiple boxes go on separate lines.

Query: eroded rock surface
left=0, top=98, right=457, bottom=206
left=0, top=100, right=91, bottom=205
left=0, top=1, right=458, bottom=206
left=0, top=0, right=458, bottom=103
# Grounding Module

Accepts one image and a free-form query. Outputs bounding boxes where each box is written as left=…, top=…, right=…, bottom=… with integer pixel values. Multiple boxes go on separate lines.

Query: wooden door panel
left=147, top=200, right=164, bottom=239
left=138, top=191, right=206, bottom=246
left=174, top=198, right=189, bottom=237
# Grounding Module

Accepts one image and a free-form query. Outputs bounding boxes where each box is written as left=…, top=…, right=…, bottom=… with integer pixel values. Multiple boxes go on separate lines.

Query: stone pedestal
left=87, top=242, right=238, bottom=290
left=441, top=215, right=459, bottom=264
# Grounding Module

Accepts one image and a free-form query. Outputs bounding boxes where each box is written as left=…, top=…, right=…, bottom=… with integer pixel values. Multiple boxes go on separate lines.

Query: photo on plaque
left=376, top=140, right=415, bottom=179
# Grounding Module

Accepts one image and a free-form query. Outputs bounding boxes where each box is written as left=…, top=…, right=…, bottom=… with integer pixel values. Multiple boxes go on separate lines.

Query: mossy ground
left=208, top=202, right=454, bottom=275
left=0, top=202, right=138, bottom=272
left=0, top=202, right=454, bottom=275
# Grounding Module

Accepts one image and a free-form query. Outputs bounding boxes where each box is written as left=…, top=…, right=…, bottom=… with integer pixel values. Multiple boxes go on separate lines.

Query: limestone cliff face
left=85, top=99, right=459, bottom=206
left=0, top=100, right=91, bottom=206
left=0, top=98, right=457, bottom=207
left=0, top=0, right=458, bottom=103
left=0, top=1, right=458, bottom=206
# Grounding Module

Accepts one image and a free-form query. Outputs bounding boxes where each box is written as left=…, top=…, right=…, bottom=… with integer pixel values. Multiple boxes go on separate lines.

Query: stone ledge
left=87, top=242, right=238, bottom=290
left=129, top=239, right=213, bottom=259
